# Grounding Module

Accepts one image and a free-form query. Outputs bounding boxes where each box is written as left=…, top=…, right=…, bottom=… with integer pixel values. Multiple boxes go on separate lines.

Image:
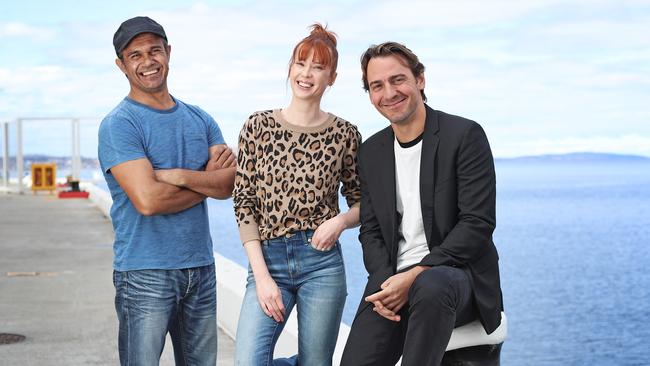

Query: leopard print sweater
left=233, top=109, right=361, bottom=243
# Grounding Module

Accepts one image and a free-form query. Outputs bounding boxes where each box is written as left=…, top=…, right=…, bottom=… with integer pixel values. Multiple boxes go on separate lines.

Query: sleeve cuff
left=238, top=222, right=261, bottom=244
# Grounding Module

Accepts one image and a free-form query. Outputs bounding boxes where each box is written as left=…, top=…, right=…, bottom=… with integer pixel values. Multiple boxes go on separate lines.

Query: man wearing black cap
left=98, top=16, right=235, bottom=365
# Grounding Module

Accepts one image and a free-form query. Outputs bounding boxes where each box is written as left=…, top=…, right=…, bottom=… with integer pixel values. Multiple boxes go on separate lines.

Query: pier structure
left=1, top=117, right=98, bottom=194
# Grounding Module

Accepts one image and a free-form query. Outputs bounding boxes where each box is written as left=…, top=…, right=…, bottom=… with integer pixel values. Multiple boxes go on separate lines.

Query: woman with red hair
left=233, top=23, right=361, bottom=365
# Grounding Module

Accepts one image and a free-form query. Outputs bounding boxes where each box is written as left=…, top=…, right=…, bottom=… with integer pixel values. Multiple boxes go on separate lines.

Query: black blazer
left=357, top=105, right=503, bottom=334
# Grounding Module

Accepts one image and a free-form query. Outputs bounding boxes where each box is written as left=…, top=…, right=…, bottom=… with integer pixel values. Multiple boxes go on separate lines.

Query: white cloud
left=542, top=19, right=650, bottom=49
left=1, top=0, right=648, bottom=158
left=338, top=0, right=567, bottom=33
left=0, top=22, right=55, bottom=40
left=0, top=65, right=118, bottom=119
left=0, top=66, right=66, bottom=86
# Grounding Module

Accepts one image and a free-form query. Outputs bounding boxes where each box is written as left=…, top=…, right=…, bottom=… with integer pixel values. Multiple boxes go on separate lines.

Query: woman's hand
left=311, top=216, right=346, bottom=251
left=243, top=240, right=285, bottom=322
left=255, top=273, right=286, bottom=322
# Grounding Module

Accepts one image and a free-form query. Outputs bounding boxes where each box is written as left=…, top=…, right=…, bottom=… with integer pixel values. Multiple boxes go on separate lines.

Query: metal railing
left=1, top=117, right=100, bottom=194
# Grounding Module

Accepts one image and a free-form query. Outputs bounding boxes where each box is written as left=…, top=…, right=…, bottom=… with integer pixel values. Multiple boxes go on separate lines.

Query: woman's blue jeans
left=235, top=230, right=347, bottom=366
left=113, top=264, right=217, bottom=366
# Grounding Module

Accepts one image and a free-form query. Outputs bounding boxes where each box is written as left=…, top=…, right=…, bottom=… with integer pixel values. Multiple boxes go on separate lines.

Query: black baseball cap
left=113, top=16, right=167, bottom=56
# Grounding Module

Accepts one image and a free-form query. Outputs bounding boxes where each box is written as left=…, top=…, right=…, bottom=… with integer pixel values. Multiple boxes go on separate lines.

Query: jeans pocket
left=113, top=270, right=127, bottom=291
left=307, top=240, right=337, bottom=253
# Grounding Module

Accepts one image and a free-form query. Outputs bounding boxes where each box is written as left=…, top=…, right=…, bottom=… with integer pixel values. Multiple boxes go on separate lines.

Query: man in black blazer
left=340, top=42, right=503, bottom=366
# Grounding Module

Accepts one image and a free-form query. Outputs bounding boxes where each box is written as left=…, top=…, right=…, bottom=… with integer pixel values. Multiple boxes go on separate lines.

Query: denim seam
left=266, top=321, right=283, bottom=365
left=285, top=243, right=294, bottom=282
left=185, top=268, right=193, bottom=298
left=124, top=271, right=131, bottom=366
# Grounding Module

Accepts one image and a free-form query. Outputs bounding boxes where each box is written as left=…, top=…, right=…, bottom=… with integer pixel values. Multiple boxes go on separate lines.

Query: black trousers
left=340, top=266, right=476, bottom=366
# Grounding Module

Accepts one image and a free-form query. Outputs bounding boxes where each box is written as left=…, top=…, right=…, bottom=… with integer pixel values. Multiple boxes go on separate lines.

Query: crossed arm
left=111, top=144, right=236, bottom=216
left=154, top=144, right=236, bottom=199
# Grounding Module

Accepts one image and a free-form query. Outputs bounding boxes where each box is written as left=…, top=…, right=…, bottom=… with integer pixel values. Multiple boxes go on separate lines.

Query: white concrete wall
left=81, top=182, right=111, bottom=217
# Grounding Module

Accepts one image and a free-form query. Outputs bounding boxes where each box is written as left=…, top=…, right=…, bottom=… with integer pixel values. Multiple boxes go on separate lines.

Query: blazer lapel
left=371, top=128, right=398, bottom=264
left=420, top=105, right=440, bottom=247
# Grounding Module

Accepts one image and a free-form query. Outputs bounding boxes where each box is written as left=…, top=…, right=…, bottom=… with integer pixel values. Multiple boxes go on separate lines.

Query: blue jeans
left=235, top=230, right=347, bottom=366
left=113, top=264, right=217, bottom=366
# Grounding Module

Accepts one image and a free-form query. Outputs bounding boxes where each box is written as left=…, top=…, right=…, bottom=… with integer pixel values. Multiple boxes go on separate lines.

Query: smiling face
left=366, top=54, right=425, bottom=126
left=288, top=49, right=336, bottom=102
left=115, top=33, right=170, bottom=98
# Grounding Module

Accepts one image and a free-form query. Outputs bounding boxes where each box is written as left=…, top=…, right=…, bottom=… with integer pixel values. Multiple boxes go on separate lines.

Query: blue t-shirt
left=98, top=97, right=224, bottom=271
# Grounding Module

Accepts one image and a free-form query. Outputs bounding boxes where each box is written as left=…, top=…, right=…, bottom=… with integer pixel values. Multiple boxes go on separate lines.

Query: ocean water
left=209, top=160, right=650, bottom=365
left=493, top=161, right=650, bottom=365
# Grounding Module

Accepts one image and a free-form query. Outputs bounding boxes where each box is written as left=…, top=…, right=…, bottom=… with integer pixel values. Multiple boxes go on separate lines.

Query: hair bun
left=288, top=22, right=339, bottom=76
left=309, top=23, right=337, bottom=47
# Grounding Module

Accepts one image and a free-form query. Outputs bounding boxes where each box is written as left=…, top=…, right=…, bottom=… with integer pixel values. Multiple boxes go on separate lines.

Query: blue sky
left=1, top=0, right=649, bottom=158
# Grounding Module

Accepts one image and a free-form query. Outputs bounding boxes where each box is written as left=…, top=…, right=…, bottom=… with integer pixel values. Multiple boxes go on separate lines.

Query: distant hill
left=0, top=154, right=99, bottom=170
left=496, top=152, right=650, bottom=163
left=1, top=152, right=648, bottom=169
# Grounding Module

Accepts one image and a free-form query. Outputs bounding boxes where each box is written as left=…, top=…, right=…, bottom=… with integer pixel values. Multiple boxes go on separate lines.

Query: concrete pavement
left=0, top=193, right=234, bottom=365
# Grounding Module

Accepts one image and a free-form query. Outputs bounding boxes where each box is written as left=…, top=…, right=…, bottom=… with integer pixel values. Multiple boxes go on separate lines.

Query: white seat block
left=446, top=312, right=508, bottom=351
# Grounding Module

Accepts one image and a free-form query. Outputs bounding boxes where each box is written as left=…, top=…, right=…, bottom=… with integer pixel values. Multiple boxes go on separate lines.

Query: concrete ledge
left=80, top=182, right=111, bottom=218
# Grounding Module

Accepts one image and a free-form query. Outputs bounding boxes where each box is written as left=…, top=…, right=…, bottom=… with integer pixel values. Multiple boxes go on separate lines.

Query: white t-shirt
left=394, top=138, right=430, bottom=271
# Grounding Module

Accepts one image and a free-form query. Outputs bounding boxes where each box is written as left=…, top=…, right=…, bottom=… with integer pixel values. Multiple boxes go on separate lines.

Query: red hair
left=288, top=23, right=338, bottom=76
